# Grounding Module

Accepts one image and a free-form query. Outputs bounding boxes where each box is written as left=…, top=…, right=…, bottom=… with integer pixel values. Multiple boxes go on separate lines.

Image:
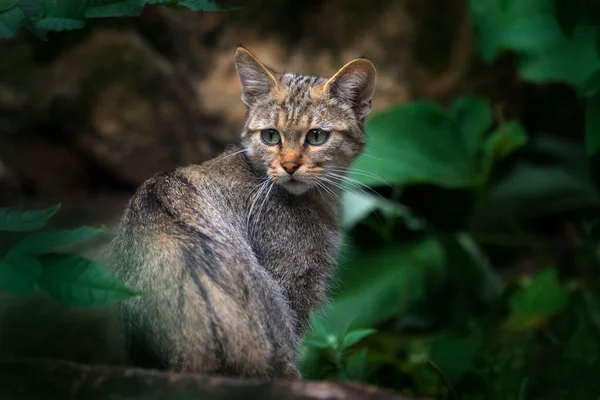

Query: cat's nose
left=281, top=161, right=300, bottom=175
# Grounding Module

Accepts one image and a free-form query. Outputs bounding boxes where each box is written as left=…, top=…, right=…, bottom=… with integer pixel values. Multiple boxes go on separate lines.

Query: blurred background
left=1, top=0, right=600, bottom=399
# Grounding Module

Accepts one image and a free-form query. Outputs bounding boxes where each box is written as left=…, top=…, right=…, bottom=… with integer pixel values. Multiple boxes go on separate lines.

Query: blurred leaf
left=0, top=204, right=60, bottom=232
left=407, top=234, right=504, bottom=329
left=481, top=121, right=528, bottom=177
left=84, top=0, right=146, bottom=18
left=354, top=97, right=492, bottom=189
left=35, top=17, right=85, bottom=30
left=0, top=6, right=25, bottom=38
left=178, top=0, right=241, bottom=11
left=477, top=164, right=600, bottom=224
left=342, top=329, right=377, bottom=350
left=341, top=190, right=422, bottom=230
left=341, top=191, right=383, bottom=229
left=304, top=339, right=331, bottom=349
left=509, top=269, right=567, bottom=326
left=429, top=325, right=483, bottom=381
left=0, top=224, right=104, bottom=295
left=0, top=0, right=18, bottom=13
left=471, top=135, right=600, bottom=229
left=9, top=226, right=106, bottom=255
left=344, top=348, right=369, bottom=381
left=316, top=237, right=445, bottom=332
left=471, top=0, right=600, bottom=89
left=309, top=313, right=330, bottom=338
left=18, top=0, right=39, bottom=18
left=553, top=0, right=579, bottom=37
left=37, top=253, right=140, bottom=306
left=0, top=256, right=41, bottom=294
left=585, top=90, right=600, bottom=156
left=500, top=0, right=516, bottom=11
left=452, top=97, right=493, bottom=161
left=582, top=70, right=600, bottom=96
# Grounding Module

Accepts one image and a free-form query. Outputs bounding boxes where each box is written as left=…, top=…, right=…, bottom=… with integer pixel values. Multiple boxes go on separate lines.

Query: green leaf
left=583, top=69, right=600, bottom=97
left=353, top=97, right=492, bottom=189
left=509, top=269, right=568, bottom=321
left=340, top=190, right=422, bottom=230
left=553, top=0, right=579, bottom=37
left=0, top=0, right=18, bottom=13
left=499, top=0, right=516, bottom=11
left=37, top=253, right=141, bottom=306
left=315, top=237, right=445, bottom=331
left=0, top=256, right=41, bottom=294
left=585, top=90, right=600, bottom=156
left=35, top=17, right=85, bottom=30
left=84, top=0, right=146, bottom=18
left=481, top=121, right=528, bottom=177
left=304, top=339, right=331, bottom=349
left=0, top=204, right=60, bottom=232
left=471, top=135, right=600, bottom=229
left=429, top=325, right=483, bottom=382
left=18, top=0, right=40, bottom=18
left=451, top=96, right=493, bottom=161
left=471, top=0, right=600, bottom=89
left=344, top=347, right=369, bottom=381
left=309, top=313, right=329, bottom=337
left=0, top=5, right=25, bottom=38
left=9, top=226, right=106, bottom=255
left=178, top=0, right=242, bottom=11
left=341, top=329, right=377, bottom=349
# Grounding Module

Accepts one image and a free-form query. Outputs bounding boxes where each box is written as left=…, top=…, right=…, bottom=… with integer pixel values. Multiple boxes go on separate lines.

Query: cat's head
left=234, top=47, right=377, bottom=195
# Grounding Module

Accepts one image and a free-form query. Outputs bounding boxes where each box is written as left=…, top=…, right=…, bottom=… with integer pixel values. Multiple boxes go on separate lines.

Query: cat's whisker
left=314, top=180, right=344, bottom=207
left=253, top=182, right=275, bottom=236
left=317, top=176, right=355, bottom=201
left=214, top=148, right=249, bottom=163
left=326, top=167, right=391, bottom=187
left=359, top=151, right=385, bottom=161
left=325, top=172, right=386, bottom=200
left=247, top=179, right=270, bottom=234
left=324, top=173, right=378, bottom=198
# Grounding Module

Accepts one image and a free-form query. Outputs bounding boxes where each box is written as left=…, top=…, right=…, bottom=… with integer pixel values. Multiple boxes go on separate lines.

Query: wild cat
left=108, top=47, right=377, bottom=379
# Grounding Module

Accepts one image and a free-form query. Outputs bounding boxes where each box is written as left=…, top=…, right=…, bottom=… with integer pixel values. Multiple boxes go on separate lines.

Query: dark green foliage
left=301, top=27, right=600, bottom=393
left=0, top=0, right=239, bottom=39
left=37, top=253, right=140, bottom=306
left=351, top=96, right=527, bottom=189
left=471, top=0, right=600, bottom=156
left=0, top=204, right=140, bottom=306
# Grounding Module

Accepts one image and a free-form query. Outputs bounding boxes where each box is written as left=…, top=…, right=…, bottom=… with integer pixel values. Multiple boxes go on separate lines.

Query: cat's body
left=109, top=47, right=376, bottom=379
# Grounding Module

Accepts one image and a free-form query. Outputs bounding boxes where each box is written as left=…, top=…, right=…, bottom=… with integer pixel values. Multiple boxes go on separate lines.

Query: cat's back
left=120, top=146, right=255, bottom=237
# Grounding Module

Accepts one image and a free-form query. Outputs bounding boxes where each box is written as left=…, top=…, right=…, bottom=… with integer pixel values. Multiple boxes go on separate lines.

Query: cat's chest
left=248, top=191, right=341, bottom=271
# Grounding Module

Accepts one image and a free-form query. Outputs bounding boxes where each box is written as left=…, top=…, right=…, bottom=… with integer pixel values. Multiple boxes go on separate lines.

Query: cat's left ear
left=325, top=58, right=377, bottom=120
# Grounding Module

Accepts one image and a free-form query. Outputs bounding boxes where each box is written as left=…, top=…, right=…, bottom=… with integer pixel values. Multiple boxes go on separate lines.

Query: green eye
left=260, top=129, right=281, bottom=145
left=306, top=129, right=330, bottom=146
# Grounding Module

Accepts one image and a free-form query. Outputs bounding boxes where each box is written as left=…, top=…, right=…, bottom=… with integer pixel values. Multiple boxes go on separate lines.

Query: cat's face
left=234, top=48, right=377, bottom=195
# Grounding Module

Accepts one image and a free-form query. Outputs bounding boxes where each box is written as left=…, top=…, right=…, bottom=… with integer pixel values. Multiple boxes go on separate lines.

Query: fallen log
left=0, top=358, right=430, bottom=400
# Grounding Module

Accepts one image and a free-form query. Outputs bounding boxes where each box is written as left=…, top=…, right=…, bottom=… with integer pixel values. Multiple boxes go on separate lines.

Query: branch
left=0, top=358, right=431, bottom=400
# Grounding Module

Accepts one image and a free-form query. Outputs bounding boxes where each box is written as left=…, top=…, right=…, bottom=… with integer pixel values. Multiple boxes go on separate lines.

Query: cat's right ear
left=234, top=47, right=279, bottom=106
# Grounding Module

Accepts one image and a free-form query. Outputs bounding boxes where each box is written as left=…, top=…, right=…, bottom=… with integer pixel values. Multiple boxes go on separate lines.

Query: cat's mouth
left=278, top=176, right=312, bottom=195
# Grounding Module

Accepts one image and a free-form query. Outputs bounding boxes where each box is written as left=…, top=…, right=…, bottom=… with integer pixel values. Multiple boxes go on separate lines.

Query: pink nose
left=281, top=161, right=300, bottom=175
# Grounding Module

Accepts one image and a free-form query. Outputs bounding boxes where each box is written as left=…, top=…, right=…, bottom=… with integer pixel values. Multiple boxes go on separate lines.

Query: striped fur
left=108, top=47, right=376, bottom=380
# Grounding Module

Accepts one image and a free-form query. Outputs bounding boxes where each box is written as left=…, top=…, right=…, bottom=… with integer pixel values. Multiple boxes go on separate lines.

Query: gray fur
left=108, top=47, right=377, bottom=380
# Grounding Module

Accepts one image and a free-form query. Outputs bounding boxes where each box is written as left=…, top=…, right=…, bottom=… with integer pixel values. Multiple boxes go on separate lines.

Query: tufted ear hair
left=234, top=47, right=280, bottom=106
left=324, top=58, right=377, bottom=119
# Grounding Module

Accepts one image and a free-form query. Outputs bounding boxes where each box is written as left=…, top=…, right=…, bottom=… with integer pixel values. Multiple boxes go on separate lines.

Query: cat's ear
left=325, top=58, right=377, bottom=119
left=234, top=47, right=279, bottom=106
